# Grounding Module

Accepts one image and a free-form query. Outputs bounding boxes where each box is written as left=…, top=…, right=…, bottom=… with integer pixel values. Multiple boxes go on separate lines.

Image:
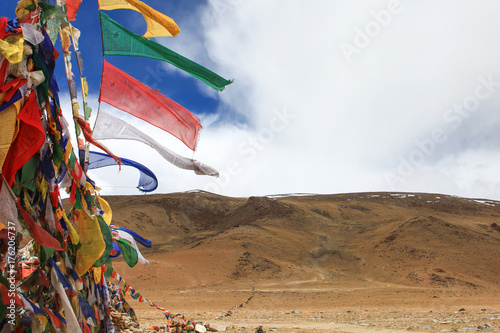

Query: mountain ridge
left=102, top=191, right=500, bottom=294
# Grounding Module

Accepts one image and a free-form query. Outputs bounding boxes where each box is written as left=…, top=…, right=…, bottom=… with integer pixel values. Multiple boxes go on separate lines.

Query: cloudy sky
left=3, top=0, right=500, bottom=199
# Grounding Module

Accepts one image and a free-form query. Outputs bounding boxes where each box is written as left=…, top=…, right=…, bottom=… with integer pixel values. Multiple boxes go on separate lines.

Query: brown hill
left=103, top=191, right=500, bottom=332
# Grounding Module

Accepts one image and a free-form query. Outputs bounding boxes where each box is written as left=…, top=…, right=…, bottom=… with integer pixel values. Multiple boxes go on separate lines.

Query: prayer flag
left=75, top=115, right=121, bottom=166
left=114, top=229, right=149, bottom=264
left=2, top=92, right=45, bottom=186
left=0, top=102, right=20, bottom=171
left=93, top=111, right=219, bottom=176
left=88, top=151, right=158, bottom=193
left=0, top=34, right=24, bottom=64
left=98, top=0, right=180, bottom=37
left=100, top=12, right=232, bottom=91
left=111, top=226, right=151, bottom=248
left=114, top=238, right=138, bottom=268
left=66, top=0, right=83, bottom=21
left=99, top=60, right=201, bottom=150
left=74, top=209, right=106, bottom=276
left=16, top=199, right=64, bottom=251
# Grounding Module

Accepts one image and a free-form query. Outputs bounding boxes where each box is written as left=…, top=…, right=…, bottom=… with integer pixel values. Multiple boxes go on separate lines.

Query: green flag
left=115, top=238, right=139, bottom=268
left=99, top=12, right=233, bottom=91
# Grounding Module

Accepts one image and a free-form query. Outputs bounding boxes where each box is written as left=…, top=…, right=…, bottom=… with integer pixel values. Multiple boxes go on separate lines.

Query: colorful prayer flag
left=88, top=151, right=158, bottom=193
left=66, top=0, right=83, bottom=21
left=99, top=60, right=201, bottom=151
left=98, top=0, right=180, bottom=37
left=99, top=12, right=232, bottom=91
left=74, top=209, right=106, bottom=276
left=2, top=92, right=45, bottom=186
left=93, top=111, right=219, bottom=176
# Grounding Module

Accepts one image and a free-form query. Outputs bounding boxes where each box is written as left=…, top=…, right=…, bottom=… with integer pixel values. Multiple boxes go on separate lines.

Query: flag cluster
left=0, top=0, right=231, bottom=331
left=90, top=0, right=231, bottom=191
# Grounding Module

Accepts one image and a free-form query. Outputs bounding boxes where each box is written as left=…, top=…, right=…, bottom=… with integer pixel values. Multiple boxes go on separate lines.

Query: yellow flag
left=81, top=77, right=88, bottom=100
left=97, top=196, right=113, bottom=225
left=0, top=35, right=25, bottom=64
left=63, top=212, right=80, bottom=245
left=74, top=210, right=106, bottom=276
left=15, top=0, right=38, bottom=19
left=98, top=0, right=180, bottom=37
left=60, top=27, right=72, bottom=52
left=93, top=266, right=102, bottom=284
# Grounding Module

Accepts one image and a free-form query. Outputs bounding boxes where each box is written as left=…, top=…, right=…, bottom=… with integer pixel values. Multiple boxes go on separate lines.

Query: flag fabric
left=0, top=102, right=20, bottom=171
left=88, top=151, right=158, bottom=192
left=74, top=209, right=106, bottom=276
left=99, top=60, right=201, bottom=150
left=44, top=307, right=63, bottom=330
left=93, top=111, right=219, bottom=176
left=0, top=177, right=22, bottom=232
left=15, top=198, right=64, bottom=251
left=2, top=92, right=45, bottom=186
left=111, top=226, right=151, bottom=248
left=114, top=238, right=138, bottom=268
left=113, top=229, right=149, bottom=265
left=66, top=0, right=83, bottom=21
left=0, top=34, right=24, bottom=64
left=49, top=264, right=82, bottom=333
left=99, top=12, right=232, bottom=92
left=19, top=292, right=45, bottom=316
left=75, top=115, right=122, bottom=166
left=98, top=0, right=180, bottom=37
left=96, top=195, right=113, bottom=225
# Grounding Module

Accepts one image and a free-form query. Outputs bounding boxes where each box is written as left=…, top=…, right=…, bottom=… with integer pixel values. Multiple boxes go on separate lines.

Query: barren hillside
left=103, top=192, right=500, bottom=332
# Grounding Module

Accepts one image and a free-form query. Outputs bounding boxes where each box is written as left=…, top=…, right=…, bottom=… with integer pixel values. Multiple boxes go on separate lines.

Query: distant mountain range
left=105, top=191, right=500, bottom=293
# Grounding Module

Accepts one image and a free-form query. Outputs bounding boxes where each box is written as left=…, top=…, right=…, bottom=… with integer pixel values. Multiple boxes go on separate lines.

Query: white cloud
left=82, top=0, right=500, bottom=200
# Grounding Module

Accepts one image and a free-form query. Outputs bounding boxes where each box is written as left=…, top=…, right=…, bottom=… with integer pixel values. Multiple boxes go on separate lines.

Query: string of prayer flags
left=108, top=268, right=171, bottom=313
left=99, top=60, right=202, bottom=150
left=98, top=0, right=180, bottom=37
left=93, top=111, right=219, bottom=177
left=0, top=3, right=167, bottom=331
left=99, top=12, right=232, bottom=91
left=0, top=0, right=233, bottom=329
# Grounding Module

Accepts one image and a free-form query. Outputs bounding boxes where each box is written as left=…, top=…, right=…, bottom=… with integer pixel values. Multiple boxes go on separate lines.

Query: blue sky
left=3, top=1, right=500, bottom=200
left=1, top=0, right=224, bottom=118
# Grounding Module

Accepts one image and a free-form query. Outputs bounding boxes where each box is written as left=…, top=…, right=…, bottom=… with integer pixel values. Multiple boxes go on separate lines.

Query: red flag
left=1, top=285, right=23, bottom=307
left=16, top=198, right=64, bottom=251
left=2, top=92, right=45, bottom=186
left=44, top=307, right=63, bottom=330
left=99, top=60, right=201, bottom=151
left=75, top=116, right=122, bottom=167
left=66, top=0, right=83, bottom=21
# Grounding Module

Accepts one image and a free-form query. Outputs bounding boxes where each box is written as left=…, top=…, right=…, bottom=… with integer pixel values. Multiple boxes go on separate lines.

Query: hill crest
left=102, top=191, right=500, bottom=293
